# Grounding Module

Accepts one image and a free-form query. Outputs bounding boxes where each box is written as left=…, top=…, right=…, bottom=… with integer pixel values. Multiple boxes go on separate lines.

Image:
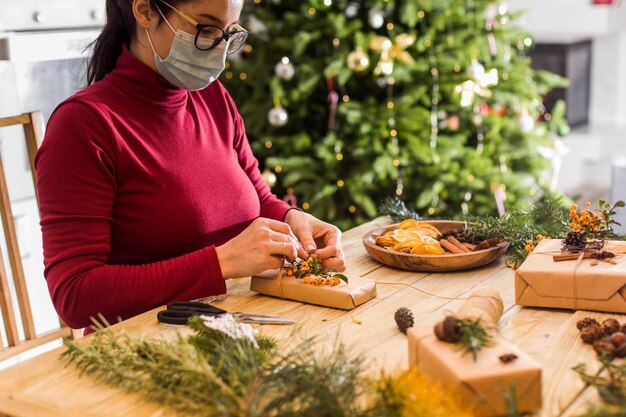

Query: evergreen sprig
left=378, top=197, right=421, bottom=222
left=457, top=318, right=493, bottom=361
left=63, top=317, right=485, bottom=416
left=576, top=406, right=626, bottom=417
left=573, top=356, right=626, bottom=406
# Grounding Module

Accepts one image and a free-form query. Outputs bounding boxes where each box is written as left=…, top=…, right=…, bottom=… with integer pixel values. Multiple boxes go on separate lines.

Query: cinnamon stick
left=553, top=253, right=593, bottom=262
left=463, top=242, right=477, bottom=251
left=447, top=236, right=470, bottom=253
left=440, top=238, right=466, bottom=254
left=473, top=238, right=501, bottom=252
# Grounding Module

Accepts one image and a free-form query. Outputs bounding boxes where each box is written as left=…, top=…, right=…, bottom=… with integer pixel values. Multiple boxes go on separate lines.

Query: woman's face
left=145, top=0, right=243, bottom=60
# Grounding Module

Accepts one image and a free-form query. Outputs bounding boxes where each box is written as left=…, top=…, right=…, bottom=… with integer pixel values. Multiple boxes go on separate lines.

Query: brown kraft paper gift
left=408, top=289, right=542, bottom=416
left=515, top=239, right=626, bottom=313
left=250, top=269, right=377, bottom=310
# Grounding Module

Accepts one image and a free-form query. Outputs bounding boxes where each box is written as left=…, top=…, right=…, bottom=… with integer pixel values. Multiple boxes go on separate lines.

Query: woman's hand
left=216, top=218, right=302, bottom=279
left=284, top=210, right=346, bottom=272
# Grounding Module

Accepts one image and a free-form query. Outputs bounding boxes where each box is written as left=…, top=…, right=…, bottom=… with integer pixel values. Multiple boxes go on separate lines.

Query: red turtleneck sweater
left=35, top=47, right=293, bottom=329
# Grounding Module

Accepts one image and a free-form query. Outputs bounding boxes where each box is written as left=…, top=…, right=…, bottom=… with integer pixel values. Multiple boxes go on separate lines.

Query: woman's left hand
left=284, top=210, right=346, bottom=272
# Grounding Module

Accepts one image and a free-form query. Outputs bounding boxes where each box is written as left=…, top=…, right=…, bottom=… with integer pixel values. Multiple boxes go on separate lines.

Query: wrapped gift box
left=515, top=239, right=626, bottom=313
left=250, top=270, right=376, bottom=310
left=408, top=327, right=542, bottom=416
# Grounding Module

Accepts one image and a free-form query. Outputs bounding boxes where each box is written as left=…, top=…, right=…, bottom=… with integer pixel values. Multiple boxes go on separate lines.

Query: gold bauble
left=261, top=169, right=277, bottom=188
left=347, top=47, right=370, bottom=72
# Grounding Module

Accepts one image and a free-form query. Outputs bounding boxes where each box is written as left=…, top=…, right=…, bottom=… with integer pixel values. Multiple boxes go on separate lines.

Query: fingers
left=291, top=229, right=316, bottom=259
left=266, top=218, right=298, bottom=240
left=298, top=235, right=317, bottom=254
left=268, top=240, right=298, bottom=262
left=320, top=255, right=346, bottom=272
left=316, top=241, right=346, bottom=271
left=313, top=244, right=335, bottom=259
left=268, top=256, right=286, bottom=270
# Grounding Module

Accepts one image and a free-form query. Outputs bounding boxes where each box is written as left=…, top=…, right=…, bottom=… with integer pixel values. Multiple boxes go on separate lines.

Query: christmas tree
left=223, top=0, right=568, bottom=230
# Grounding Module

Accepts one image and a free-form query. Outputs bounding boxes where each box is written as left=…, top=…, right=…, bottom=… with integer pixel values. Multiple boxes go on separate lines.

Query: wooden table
left=0, top=217, right=620, bottom=417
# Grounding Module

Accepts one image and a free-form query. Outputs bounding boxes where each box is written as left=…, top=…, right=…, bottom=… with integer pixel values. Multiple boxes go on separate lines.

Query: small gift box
left=515, top=239, right=626, bottom=313
left=408, top=328, right=542, bottom=416
left=250, top=270, right=377, bottom=310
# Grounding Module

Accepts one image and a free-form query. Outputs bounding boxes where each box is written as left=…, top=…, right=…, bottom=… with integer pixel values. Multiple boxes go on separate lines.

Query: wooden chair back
left=0, top=112, right=78, bottom=364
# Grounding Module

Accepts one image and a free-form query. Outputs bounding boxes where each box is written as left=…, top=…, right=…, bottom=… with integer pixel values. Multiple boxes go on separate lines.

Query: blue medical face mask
left=145, top=10, right=228, bottom=91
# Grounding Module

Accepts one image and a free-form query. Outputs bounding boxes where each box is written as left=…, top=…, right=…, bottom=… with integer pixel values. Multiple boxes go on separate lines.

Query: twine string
left=572, top=253, right=585, bottom=310
left=375, top=280, right=472, bottom=301
left=276, top=259, right=286, bottom=300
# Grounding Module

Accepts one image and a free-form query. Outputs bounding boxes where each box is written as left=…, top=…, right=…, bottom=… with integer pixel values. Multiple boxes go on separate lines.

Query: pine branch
left=573, top=358, right=626, bottom=407
left=457, top=319, right=493, bottom=361
left=378, top=197, right=420, bottom=222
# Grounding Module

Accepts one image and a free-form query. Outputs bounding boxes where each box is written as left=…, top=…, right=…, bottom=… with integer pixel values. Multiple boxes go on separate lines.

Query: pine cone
left=576, top=317, right=599, bottom=330
left=499, top=353, right=518, bottom=364
left=580, top=324, right=604, bottom=344
left=563, top=232, right=587, bottom=249
left=434, top=316, right=461, bottom=343
left=621, top=323, right=626, bottom=334
left=593, top=337, right=616, bottom=356
left=394, top=307, right=414, bottom=334
left=602, top=318, right=621, bottom=335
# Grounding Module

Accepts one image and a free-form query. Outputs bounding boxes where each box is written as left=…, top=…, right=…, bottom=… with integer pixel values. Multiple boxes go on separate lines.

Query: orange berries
left=525, top=239, right=536, bottom=254
left=569, top=202, right=602, bottom=236
left=289, top=256, right=346, bottom=286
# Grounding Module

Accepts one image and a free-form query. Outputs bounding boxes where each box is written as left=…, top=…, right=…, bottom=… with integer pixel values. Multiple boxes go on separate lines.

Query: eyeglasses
left=156, top=0, right=249, bottom=54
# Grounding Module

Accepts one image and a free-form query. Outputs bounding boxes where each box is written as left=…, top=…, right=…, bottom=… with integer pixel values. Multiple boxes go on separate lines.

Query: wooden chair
left=0, top=112, right=80, bottom=364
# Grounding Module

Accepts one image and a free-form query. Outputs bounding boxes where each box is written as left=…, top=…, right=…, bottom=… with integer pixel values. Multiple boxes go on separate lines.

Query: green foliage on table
left=62, top=316, right=473, bottom=416
left=223, top=0, right=568, bottom=230
left=574, top=356, right=626, bottom=417
left=577, top=407, right=626, bottom=417
left=574, top=356, right=626, bottom=407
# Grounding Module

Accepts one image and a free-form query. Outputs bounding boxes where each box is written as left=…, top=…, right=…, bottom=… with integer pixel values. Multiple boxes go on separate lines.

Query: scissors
left=157, top=301, right=295, bottom=325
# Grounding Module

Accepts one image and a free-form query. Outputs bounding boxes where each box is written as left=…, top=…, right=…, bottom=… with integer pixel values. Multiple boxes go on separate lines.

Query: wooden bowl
left=362, top=220, right=509, bottom=272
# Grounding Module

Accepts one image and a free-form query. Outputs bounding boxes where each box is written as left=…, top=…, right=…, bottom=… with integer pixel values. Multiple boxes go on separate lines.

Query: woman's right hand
left=215, top=218, right=304, bottom=279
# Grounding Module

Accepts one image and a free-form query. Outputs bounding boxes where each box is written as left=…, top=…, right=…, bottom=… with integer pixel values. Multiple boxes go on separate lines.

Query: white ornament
left=455, top=80, right=477, bottom=107
left=467, top=60, right=486, bottom=81
left=275, top=57, right=295, bottom=81
left=368, top=9, right=384, bottom=29
left=345, top=2, right=359, bottom=18
left=261, top=169, right=277, bottom=187
left=519, top=111, right=535, bottom=133
left=268, top=106, right=289, bottom=127
left=481, top=68, right=499, bottom=87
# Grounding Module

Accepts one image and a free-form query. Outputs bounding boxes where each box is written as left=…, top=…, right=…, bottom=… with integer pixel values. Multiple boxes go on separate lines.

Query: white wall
left=507, top=0, right=626, bottom=126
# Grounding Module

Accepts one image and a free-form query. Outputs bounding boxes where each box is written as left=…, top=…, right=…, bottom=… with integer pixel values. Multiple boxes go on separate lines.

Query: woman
left=35, top=0, right=346, bottom=330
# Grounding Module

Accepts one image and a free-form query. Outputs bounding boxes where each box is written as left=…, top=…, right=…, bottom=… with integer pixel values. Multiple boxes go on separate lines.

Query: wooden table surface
left=0, top=217, right=620, bottom=417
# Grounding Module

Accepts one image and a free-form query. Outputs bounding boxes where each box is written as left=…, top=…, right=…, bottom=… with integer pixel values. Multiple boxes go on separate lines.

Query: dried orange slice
left=391, top=229, right=423, bottom=241
left=398, top=219, right=420, bottom=229
left=410, top=223, right=442, bottom=238
left=393, top=240, right=421, bottom=252
left=410, top=243, right=446, bottom=255
left=376, top=236, right=397, bottom=247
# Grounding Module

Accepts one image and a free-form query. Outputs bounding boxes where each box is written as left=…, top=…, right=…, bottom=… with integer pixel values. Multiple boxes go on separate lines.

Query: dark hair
left=87, top=0, right=188, bottom=85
